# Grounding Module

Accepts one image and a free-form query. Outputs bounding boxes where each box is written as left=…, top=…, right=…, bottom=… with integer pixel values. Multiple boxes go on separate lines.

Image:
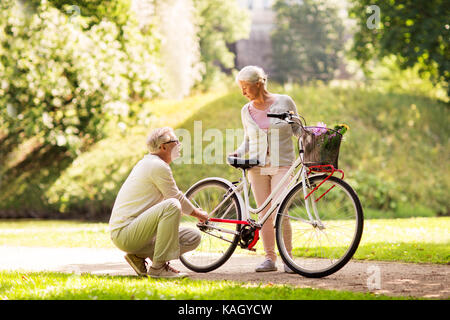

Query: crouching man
left=109, top=127, right=208, bottom=278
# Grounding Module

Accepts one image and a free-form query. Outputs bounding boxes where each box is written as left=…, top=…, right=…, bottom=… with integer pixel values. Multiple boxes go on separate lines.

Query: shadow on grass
left=0, top=142, right=74, bottom=218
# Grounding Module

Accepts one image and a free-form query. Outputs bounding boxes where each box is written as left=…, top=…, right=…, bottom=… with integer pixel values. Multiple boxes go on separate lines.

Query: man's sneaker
left=124, top=254, right=148, bottom=276
left=255, top=259, right=277, bottom=272
left=148, top=262, right=188, bottom=279
left=284, top=264, right=295, bottom=274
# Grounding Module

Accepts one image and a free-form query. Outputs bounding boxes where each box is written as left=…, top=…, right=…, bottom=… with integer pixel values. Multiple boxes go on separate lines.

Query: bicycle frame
left=234, top=155, right=304, bottom=225
left=183, top=112, right=362, bottom=276
left=207, top=141, right=334, bottom=232
left=201, top=113, right=345, bottom=249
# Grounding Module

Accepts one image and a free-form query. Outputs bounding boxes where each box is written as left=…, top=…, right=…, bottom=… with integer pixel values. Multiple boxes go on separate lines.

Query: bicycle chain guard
left=239, top=225, right=259, bottom=251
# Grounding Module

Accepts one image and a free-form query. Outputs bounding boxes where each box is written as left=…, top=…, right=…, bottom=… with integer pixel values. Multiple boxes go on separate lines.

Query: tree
left=349, top=0, right=449, bottom=97
left=152, top=0, right=203, bottom=99
left=271, top=0, right=346, bottom=84
left=130, top=0, right=250, bottom=96
left=192, top=0, right=251, bottom=89
left=0, top=0, right=162, bottom=155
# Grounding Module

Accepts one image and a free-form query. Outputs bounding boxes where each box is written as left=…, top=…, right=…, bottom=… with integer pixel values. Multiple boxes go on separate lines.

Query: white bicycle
left=180, top=112, right=364, bottom=278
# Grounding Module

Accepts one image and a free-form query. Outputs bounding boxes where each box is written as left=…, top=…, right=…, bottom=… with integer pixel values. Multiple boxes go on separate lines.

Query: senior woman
left=229, top=66, right=302, bottom=273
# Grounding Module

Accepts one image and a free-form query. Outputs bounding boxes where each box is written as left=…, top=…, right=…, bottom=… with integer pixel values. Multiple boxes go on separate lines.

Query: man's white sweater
left=109, top=154, right=195, bottom=232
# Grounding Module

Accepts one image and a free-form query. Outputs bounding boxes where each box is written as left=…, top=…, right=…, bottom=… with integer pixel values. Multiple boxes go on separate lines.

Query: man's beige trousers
left=111, top=198, right=201, bottom=263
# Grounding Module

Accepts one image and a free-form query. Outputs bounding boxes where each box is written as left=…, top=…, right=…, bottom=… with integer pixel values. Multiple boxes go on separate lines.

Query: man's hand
left=191, top=208, right=209, bottom=222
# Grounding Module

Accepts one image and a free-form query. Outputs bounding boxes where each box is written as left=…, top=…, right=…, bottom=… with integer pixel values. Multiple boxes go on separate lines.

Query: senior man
left=109, top=127, right=208, bottom=278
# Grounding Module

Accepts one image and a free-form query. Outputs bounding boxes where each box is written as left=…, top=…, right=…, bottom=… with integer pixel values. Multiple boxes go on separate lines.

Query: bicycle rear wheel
left=275, top=175, right=363, bottom=278
left=180, top=179, right=242, bottom=273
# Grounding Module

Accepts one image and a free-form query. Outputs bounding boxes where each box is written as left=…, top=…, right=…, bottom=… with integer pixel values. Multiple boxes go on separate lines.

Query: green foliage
left=0, top=0, right=161, bottom=155
left=349, top=0, right=449, bottom=97
left=45, top=133, right=146, bottom=217
left=2, top=83, right=448, bottom=218
left=271, top=0, right=346, bottom=84
left=48, top=0, right=133, bottom=28
left=192, top=0, right=251, bottom=90
left=367, top=55, right=449, bottom=102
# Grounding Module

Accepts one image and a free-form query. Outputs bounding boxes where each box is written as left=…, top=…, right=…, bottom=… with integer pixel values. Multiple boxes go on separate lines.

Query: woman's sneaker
left=255, top=259, right=277, bottom=272
left=148, top=262, right=188, bottom=279
left=284, top=264, right=295, bottom=274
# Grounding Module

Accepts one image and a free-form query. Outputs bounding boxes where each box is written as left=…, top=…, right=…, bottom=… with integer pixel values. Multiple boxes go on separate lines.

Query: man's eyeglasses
left=162, top=139, right=180, bottom=145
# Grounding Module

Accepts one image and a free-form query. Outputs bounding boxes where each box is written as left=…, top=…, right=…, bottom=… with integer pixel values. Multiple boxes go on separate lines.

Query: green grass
left=0, top=220, right=113, bottom=248
left=0, top=270, right=410, bottom=300
left=1, top=217, right=448, bottom=264
left=355, top=217, right=450, bottom=263
left=1, top=218, right=446, bottom=300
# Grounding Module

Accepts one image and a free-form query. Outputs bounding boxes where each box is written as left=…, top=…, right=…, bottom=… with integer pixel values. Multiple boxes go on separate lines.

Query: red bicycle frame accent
left=247, top=228, right=259, bottom=250
left=304, top=164, right=344, bottom=203
left=208, top=218, right=249, bottom=225
left=207, top=218, right=260, bottom=250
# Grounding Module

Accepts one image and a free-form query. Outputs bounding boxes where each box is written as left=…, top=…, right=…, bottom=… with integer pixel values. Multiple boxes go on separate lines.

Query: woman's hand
left=228, top=152, right=238, bottom=157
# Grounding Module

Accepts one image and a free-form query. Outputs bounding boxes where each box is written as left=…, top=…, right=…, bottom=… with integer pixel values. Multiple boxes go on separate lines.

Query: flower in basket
left=319, top=123, right=349, bottom=163
left=303, top=121, right=350, bottom=167
left=311, top=122, right=328, bottom=136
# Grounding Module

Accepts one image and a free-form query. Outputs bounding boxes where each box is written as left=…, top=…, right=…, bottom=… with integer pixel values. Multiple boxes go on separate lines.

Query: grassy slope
left=1, top=84, right=449, bottom=218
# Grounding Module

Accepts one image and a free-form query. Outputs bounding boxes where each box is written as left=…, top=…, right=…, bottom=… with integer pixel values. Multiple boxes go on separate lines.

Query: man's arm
left=151, top=162, right=197, bottom=216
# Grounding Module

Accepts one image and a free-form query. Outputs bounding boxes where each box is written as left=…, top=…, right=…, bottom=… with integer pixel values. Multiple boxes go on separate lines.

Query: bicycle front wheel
left=180, top=179, right=242, bottom=273
left=275, top=175, right=363, bottom=278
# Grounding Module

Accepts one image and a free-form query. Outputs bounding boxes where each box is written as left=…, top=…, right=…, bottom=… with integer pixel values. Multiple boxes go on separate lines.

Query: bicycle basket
left=301, top=126, right=342, bottom=168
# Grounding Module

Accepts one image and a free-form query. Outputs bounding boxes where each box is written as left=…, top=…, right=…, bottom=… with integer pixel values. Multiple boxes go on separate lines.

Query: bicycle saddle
left=226, top=156, right=259, bottom=170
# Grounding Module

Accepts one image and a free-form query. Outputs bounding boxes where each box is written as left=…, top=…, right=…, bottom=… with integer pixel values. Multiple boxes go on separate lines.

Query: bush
left=0, top=0, right=161, bottom=155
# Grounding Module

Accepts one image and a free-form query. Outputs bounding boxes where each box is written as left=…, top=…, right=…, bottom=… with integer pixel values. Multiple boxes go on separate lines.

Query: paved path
left=1, top=246, right=448, bottom=299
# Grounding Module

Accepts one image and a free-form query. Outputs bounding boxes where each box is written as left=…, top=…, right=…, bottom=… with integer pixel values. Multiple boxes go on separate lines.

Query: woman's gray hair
left=236, top=65, right=268, bottom=88
left=146, top=127, right=175, bottom=152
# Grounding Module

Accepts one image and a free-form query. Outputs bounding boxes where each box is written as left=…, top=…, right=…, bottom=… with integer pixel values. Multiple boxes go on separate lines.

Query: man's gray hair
left=236, top=65, right=268, bottom=88
left=146, top=127, right=175, bottom=152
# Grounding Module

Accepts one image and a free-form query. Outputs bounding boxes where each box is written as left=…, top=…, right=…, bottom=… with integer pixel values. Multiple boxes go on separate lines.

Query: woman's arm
left=286, top=96, right=302, bottom=137
left=232, top=107, right=250, bottom=157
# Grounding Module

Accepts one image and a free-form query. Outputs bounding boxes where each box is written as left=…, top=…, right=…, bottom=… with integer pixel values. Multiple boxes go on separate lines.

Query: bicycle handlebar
left=267, top=112, right=289, bottom=119
left=267, top=111, right=307, bottom=126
